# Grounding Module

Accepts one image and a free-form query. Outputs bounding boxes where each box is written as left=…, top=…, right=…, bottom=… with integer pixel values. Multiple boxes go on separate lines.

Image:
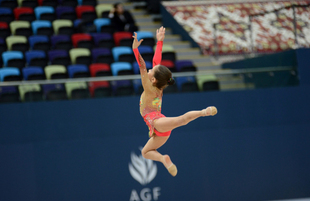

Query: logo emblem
left=128, top=148, right=157, bottom=185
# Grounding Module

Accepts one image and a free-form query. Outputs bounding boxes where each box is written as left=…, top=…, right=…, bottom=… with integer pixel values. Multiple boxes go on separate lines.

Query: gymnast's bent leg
left=141, top=135, right=177, bottom=176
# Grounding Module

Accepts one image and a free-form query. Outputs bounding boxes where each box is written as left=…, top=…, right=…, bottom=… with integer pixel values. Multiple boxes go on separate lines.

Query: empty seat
left=111, top=80, right=134, bottom=96
left=44, top=65, right=67, bottom=79
left=176, top=76, right=199, bottom=92
left=91, top=47, right=113, bottom=64
left=56, top=6, right=76, bottom=21
left=67, top=64, right=89, bottom=78
left=89, top=63, right=111, bottom=76
left=76, top=5, right=96, bottom=21
left=0, top=22, right=11, bottom=39
left=161, top=45, right=176, bottom=62
left=71, top=33, right=93, bottom=49
left=52, top=19, right=74, bottom=35
left=28, top=35, right=50, bottom=51
left=42, top=83, right=67, bottom=100
left=112, top=46, right=133, bottom=62
left=0, top=86, right=20, bottom=103
left=25, top=50, right=47, bottom=67
left=6, top=35, right=29, bottom=52
left=10, top=21, right=32, bottom=37
left=69, top=48, right=91, bottom=65
left=34, top=6, right=55, bottom=21
left=2, top=51, right=25, bottom=68
left=175, top=60, right=196, bottom=72
left=65, top=82, right=90, bottom=99
left=113, top=31, right=132, bottom=46
left=50, top=35, right=72, bottom=50
left=95, top=3, right=113, bottom=18
left=0, top=67, right=21, bottom=81
left=136, top=31, right=155, bottom=47
left=88, top=81, right=111, bottom=97
left=91, top=32, right=114, bottom=49
left=0, top=8, right=14, bottom=24
left=18, top=84, right=43, bottom=102
left=196, top=74, right=220, bottom=91
left=94, top=18, right=112, bottom=33
left=22, top=66, right=45, bottom=80
left=110, top=62, right=133, bottom=76
left=48, top=49, right=71, bottom=66
left=161, top=60, right=176, bottom=72
left=32, top=20, right=53, bottom=36
left=13, top=7, right=35, bottom=22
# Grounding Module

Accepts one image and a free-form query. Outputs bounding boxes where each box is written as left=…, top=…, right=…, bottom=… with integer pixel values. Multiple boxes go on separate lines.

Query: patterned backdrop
left=164, top=1, right=310, bottom=55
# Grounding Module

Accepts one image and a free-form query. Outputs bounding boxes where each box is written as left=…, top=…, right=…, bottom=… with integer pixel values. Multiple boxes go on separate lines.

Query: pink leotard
left=133, top=41, right=171, bottom=137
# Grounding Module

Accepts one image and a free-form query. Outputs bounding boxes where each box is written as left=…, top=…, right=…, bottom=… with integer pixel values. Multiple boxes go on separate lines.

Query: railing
left=0, top=66, right=296, bottom=87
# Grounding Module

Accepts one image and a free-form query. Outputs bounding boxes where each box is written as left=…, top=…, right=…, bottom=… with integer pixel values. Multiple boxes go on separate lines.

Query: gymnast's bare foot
left=163, top=155, right=177, bottom=177
left=202, top=106, right=217, bottom=116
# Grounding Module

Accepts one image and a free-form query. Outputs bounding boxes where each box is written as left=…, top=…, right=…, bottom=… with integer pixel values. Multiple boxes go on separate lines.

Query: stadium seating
left=0, top=1, right=200, bottom=103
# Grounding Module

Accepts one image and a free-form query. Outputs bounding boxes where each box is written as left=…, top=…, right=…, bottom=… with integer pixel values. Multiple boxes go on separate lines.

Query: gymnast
left=132, top=26, right=217, bottom=177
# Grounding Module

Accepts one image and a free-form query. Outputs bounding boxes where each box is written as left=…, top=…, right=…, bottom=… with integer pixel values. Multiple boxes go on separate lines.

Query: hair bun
left=167, top=77, right=175, bottom=85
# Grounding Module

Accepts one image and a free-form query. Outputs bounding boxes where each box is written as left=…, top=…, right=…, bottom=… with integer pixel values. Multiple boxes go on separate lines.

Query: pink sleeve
left=152, top=41, right=163, bottom=67
left=133, top=48, right=141, bottom=66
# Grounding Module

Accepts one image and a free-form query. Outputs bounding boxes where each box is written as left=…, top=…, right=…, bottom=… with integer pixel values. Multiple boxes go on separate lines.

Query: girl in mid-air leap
left=132, top=26, right=217, bottom=176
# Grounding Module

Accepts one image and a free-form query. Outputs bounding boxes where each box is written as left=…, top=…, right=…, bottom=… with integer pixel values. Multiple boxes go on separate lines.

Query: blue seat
left=175, top=76, right=199, bottom=92
left=136, top=31, right=154, bottom=40
left=0, top=8, right=14, bottom=24
left=67, top=64, right=89, bottom=78
left=132, top=61, right=152, bottom=74
left=22, top=66, right=45, bottom=80
left=110, top=62, right=132, bottom=76
left=41, top=83, right=67, bottom=100
left=31, top=20, right=52, bottom=35
left=112, top=46, right=132, bottom=62
left=94, top=18, right=111, bottom=32
left=138, top=46, right=153, bottom=54
left=34, top=6, right=55, bottom=20
left=28, top=35, right=49, bottom=49
left=2, top=51, right=24, bottom=67
left=133, top=79, right=142, bottom=94
left=0, top=86, right=20, bottom=103
left=0, top=67, right=20, bottom=81
left=25, top=50, right=47, bottom=66
left=111, top=80, right=134, bottom=96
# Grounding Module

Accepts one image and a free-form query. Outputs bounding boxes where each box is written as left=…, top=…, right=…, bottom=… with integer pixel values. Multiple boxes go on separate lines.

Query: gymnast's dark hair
left=154, top=65, right=175, bottom=89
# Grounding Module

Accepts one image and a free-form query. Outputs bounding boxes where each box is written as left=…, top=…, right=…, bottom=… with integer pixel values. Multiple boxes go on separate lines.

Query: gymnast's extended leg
left=154, top=106, right=217, bottom=133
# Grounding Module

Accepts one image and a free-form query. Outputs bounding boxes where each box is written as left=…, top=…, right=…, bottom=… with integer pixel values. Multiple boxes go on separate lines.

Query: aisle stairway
left=99, top=0, right=254, bottom=91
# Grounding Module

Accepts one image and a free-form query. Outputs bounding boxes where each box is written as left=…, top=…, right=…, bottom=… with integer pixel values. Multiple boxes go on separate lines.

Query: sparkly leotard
left=133, top=41, right=171, bottom=137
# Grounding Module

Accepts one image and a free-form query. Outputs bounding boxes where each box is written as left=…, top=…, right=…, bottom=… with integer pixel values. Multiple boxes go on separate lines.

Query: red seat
left=13, top=7, right=34, bottom=20
left=161, top=60, right=176, bottom=72
left=113, top=31, right=132, bottom=46
left=0, top=22, right=8, bottom=29
left=88, top=81, right=110, bottom=97
left=75, top=5, right=95, bottom=19
left=89, top=63, right=111, bottom=77
left=71, top=33, right=92, bottom=48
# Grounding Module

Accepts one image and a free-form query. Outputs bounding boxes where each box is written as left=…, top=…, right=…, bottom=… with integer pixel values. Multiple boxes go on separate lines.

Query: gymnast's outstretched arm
left=132, top=32, right=153, bottom=92
left=152, top=26, right=165, bottom=67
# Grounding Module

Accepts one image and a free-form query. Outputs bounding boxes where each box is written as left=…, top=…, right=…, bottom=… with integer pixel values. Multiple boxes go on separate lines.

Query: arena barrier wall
left=0, top=50, right=310, bottom=201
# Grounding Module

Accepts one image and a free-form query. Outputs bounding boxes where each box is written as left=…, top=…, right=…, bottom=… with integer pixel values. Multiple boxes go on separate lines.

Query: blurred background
left=0, top=0, right=309, bottom=201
